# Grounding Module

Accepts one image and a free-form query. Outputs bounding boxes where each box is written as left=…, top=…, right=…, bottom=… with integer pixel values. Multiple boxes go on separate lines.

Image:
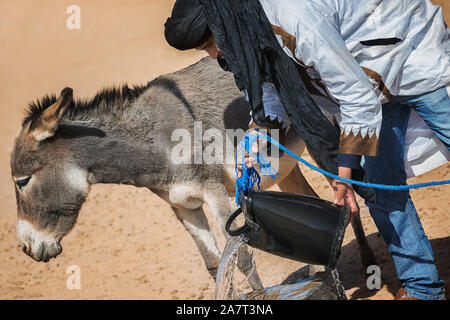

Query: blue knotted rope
left=234, top=135, right=280, bottom=205
left=235, top=132, right=450, bottom=205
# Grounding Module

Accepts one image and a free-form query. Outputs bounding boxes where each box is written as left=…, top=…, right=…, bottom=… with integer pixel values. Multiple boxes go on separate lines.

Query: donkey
left=10, top=57, right=376, bottom=290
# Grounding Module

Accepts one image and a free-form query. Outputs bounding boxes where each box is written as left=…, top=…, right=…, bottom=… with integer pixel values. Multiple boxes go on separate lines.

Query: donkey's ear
left=30, top=87, right=73, bottom=142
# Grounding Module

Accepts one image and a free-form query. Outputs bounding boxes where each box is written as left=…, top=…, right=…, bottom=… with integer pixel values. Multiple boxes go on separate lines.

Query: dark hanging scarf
left=200, top=0, right=340, bottom=172
left=165, top=0, right=374, bottom=201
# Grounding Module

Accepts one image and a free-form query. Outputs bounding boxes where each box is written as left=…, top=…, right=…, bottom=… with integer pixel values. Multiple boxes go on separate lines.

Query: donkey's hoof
left=207, top=266, right=218, bottom=280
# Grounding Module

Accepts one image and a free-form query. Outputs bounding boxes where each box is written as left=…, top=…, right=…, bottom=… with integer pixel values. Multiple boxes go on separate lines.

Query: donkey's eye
left=16, top=176, right=31, bottom=191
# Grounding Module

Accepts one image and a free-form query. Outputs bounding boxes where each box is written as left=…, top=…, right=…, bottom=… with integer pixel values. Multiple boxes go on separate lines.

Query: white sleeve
left=295, top=18, right=382, bottom=156
left=247, top=83, right=291, bottom=130
left=261, top=82, right=291, bottom=129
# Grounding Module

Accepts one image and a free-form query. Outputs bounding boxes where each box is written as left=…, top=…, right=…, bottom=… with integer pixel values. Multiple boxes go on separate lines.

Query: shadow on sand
left=279, top=234, right=449, bottom=300
left=333, top=232, right=450, bottom=300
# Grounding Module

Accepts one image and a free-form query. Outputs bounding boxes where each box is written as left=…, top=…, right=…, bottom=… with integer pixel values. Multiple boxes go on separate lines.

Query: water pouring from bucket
left=215, top=236, right=348, bottom=300
left=215, top=235, right=255, bottom=300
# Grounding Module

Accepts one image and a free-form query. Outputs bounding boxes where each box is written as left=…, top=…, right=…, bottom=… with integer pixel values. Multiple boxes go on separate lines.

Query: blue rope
left=235, top=132, right=450, bottom=205
left=234, top=135, right=278, bottom=205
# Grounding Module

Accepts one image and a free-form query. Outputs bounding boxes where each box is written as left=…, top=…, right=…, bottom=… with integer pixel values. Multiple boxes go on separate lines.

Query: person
left=164, top=0, right=449, bottom=300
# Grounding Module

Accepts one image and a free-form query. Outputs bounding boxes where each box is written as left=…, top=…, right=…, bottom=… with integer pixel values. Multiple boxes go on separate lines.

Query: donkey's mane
left=22, top=83, right=151, bottom=127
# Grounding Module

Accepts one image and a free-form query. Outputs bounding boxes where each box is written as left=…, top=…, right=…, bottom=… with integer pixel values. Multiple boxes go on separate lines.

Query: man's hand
left=236, top=131, right=260, bottom=178
left=332, top=166, right=359, bottom=224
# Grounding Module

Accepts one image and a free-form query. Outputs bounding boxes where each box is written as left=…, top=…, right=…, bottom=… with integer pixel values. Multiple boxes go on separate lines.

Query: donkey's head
left=11, top=88, right=90, bottom=262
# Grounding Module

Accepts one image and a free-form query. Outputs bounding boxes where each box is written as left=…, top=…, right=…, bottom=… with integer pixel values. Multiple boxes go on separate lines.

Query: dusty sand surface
left=0, top=0, right=448, bottom=300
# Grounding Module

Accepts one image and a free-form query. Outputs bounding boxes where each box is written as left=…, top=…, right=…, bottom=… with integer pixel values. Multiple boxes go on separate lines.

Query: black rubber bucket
left=226, top=191, right=349, bottom=268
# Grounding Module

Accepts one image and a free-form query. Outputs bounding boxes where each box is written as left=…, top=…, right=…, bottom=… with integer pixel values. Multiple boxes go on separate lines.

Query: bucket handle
left=225, top=207, right=250, bottom=237
left=225, top=194, right=261, bottom=237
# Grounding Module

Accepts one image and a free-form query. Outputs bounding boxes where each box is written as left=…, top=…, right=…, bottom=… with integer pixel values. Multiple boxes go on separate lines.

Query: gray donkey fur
left=10, top=57, right=376, bottom=291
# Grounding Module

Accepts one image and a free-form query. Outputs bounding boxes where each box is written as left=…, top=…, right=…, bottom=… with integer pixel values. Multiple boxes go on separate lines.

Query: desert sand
left=0, top=0, right=448, bottom=300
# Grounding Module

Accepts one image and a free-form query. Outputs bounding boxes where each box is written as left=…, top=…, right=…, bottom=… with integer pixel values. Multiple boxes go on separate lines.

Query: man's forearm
left=338, top=166, right=352, bottom=180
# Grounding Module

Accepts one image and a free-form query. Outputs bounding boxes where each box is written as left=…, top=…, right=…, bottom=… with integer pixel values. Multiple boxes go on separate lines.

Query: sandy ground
left=0, top=0, right=448, bottom=300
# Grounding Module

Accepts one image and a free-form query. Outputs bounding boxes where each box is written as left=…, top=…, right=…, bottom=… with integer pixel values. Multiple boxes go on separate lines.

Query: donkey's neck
left=59, top=117, right=172, bottom=190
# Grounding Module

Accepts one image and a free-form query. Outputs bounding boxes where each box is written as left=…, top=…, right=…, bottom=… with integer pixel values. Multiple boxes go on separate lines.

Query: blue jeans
left=362, top=87, right=449, bottom=300
left=395, top=87, right=450, bottom=149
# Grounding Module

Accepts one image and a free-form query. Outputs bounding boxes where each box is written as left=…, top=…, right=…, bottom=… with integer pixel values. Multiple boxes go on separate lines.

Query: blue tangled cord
left=235, top=132, right=450, bottom=205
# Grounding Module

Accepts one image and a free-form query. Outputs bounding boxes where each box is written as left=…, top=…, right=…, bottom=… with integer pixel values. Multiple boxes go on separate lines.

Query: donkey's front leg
left=170, top=206, right=221, bottom=279
left=204, top=186, right=264, bottom=291
left=277, top=164, right=318, bottom=197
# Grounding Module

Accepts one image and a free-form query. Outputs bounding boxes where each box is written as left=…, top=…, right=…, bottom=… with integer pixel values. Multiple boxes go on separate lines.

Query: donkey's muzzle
left=21, top=240, right=62, bottom=262
left=17, top=220, right=63, bottom=262
left=226, top=191, right=349, bottom=268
